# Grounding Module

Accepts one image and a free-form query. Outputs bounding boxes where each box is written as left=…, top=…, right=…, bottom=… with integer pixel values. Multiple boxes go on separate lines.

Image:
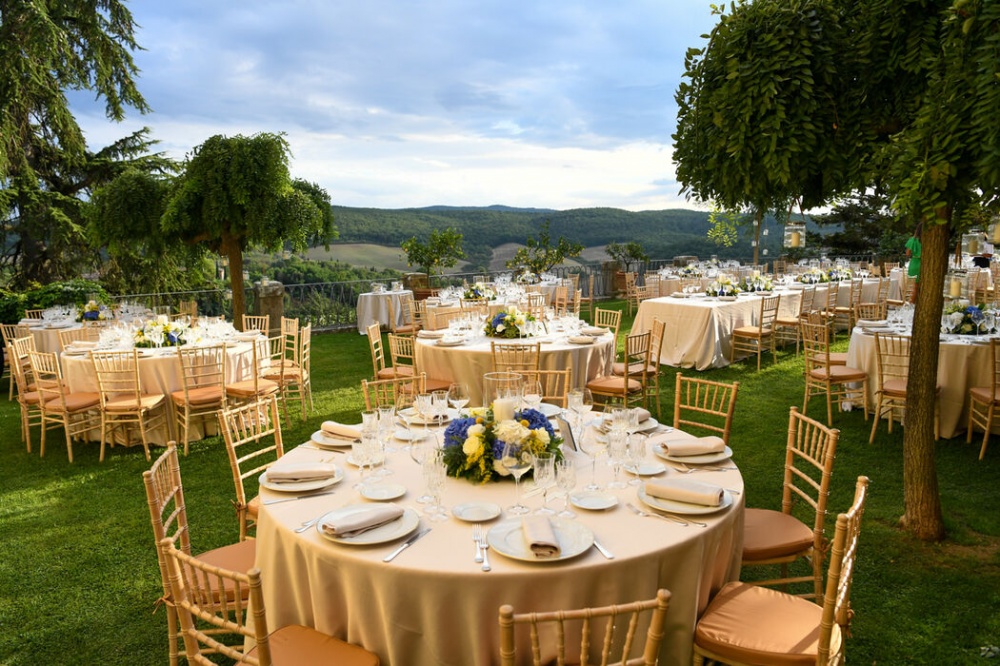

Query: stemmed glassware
left=521, top=379, right=544, bottom=412
left=626, top=434, right=647, bottom=486
left=500, top=440, right=533, bottom=515
left=606, top=430, right=628, bottom=490
left=447, top=382, right=470, bottom=413
left=555, top=459, right=577, bottom=519
left=352, top=434, right=378, bottom=490
left=431, top=389, right=450, bottom=424
left=396, top=392, right=416, bottom=447
left=531, top=452, right=556, bottom=515
left=422, top=447, right=448, bottom=521
left=409, top=431, right=440, bottom=504
left=567, top=388, right=593, bottom=439
left=579, top=426, right=606, bottom=491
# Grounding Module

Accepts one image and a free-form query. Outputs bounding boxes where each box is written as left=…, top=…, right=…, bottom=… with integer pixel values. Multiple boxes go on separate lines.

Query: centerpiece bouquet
left=485, top=306, right=536, bottom=338
left=679, top=264, right=703, bottom=278
left=442, top=406, right=563, bottom=483
left=134, top=315, right=190, bottom=348
left=799, top=267, right=829, bottom=284
left=942, top=303, right=990, bottom=335
left=463, top=282, right=495, bottom=300
left=705, top=276, right=741, bottom=297
left=826, top=266, right=853, bottom=282
left=739, top=273, right=773, bottom=293
left=515, top=269, right=538, bottom=284
left=77, top=300, right=111, bottom=322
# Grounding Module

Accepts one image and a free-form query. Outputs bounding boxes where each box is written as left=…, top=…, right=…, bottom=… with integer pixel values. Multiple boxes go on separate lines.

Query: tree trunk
left=900, top=220, right=946, bottom=541
left=223, top=233, right=246, bottom=331
left=752, top=209, right=762, bottom=266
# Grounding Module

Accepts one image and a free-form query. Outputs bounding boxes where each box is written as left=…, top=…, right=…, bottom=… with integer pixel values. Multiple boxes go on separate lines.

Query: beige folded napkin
left=567, top=336, right=594, bottom=345
left=645, top=478, right=724, bottom=507
left=522, top=516, right=561, bottom=558
left=69, top=341, right=98, bottom=350
left=856, top=319, right=888, bottom=328
left=321, top=421, right=362, bottom=440
left=633, top=407, right=651, bottom=423
left=321, top=504, right=405, bottom=538
left=265, top=462, right=338, bottom=484
left=581, top=326, right=606, bottom=336
left=417, top=329, right=445, bottom=338
left=647, top=434, right=725, bottom=457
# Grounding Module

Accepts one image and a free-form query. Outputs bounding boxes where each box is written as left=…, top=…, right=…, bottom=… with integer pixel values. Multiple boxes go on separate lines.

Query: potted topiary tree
left=400, top=227, right=465, bottom=299
left=605, top=241, right=650, bottom=294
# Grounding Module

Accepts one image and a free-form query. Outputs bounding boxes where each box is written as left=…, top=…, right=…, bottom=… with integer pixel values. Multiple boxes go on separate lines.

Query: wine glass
left=352, top=435, right=376, bottom=490
left=377, top=404, right=396, bottom=455
left=396, top=392, right=416, bottom=448
left=606, top=430, right=628, bottom=490
left=431, top=389, right=450, bottom=424
left=422, top=447, right=448, bottom=521
left=626, top=434, right=647, bottom=486
left=531, top=452, right=556, bottom=515
left=555, top=459, right=577, bottom=519
left=570, top=388, right=593, bottom=438
left=579, top=426, right=606, bottom=491
left=447, top=382, right=470, bottom=412
left=500, top=440, right=533, bottom=515
left=410, top=431, right=439, bottom=504
left=521, top=379, right=544, bottom=412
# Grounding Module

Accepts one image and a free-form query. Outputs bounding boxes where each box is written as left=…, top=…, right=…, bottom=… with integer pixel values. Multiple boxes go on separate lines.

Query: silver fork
left=474, top=525, right=491, bottom=572
left=626, top=501, right=707, bottom=528
left=295, top=511, right=328, bottom=533
left=473, top=526, right=483, bottom=563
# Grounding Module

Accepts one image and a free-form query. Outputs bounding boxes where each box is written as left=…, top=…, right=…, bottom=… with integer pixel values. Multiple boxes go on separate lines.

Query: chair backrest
left=280, top=316, right=299, bottom=364
left=876, top=277, right=891, bottom=303
left=176, top=343, right=227, bottom=397
left=648, top=318, right=666, bottom=367
left=819, top=476, right=870, bottom=663
left=782, top=407, right=840, bottom=557
left=594, top=308, right=622, bottom=344
left=498, top=588, right=671, bottom=666
left=91, top=349, right=143, bottom=406
left=242, top=315, right=270, bottom=334
left=520, top=369, right=572, bottom=408
left=673, top=373, right=740, bottom=443
left=873, top=332, right=910, bottom=388
left=758, top=294, right=781, bottom=330
left=218, top=396, right=284, bottom=514
left=24, top=309, right=44, bottom=320
left=142, top=443, right=194, bottom=610
left=854, top=301, right=886, bottom=321
left=388, top=293, right=415, bottom=333
left=823, top=283, right=839, bottom=312
left=298, top=323, right=311, bottom=371
left=491, top=341, right=541, bottom=373
left=408, top=298, right=426, bottom=330
left=27, top=350, right=67, bottom=406
left=798, top=285, right=816, bottom=317
left=523, top=292, right=546, bottom=319
left=10, top=335, right=37, bottom=386
left=361, top=373, right=426, bottom=410
left=0, top=323, right=29, bottom=348
left=622, top=332, right=651, bottom=387
left=388, top=333, right=415, bottom=372
left=367, top=323, right=388, bottom=377
left=553, top=285, right=570, bottom=313
left=158, top=538, right=268, bottom=665
left=178, top=300, right=198, bottom=319
left=801, top=313, right=833, bottom=371
left=58, top=326, right=100, bottom=350
left=847, top=278, right=863, bottom=306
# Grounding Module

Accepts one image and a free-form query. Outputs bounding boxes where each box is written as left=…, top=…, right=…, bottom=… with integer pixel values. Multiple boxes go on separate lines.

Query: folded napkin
left=647, top=434, right=725, bottom=457
left=522, top=516, right=561, bottom=558
left=321, top=504, right=405, bottom=538
left=321, top=421, right=362, bottom=440
left=417, top=329, right=445, bottom=338
left=69, top=341, right=98, bottom=350
left=857, top=319, right=888, bottom=328
left=265, top=462, right=338, bottom=484
left=645, top=478, right=724, bottom=507
left=438, top=336, right=464, bottom=346
left=633, top=407, right=651, bottom=423
left=567, top=336, right=594, bottom=345
left=581, top=326, right=606, bottom=336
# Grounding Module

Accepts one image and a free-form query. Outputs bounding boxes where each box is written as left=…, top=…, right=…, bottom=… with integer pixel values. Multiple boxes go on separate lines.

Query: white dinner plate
left=258, top=466, right=343, bottom=493
left=718, top=296, right=737, bottom=301
left=436, top=338, right=465, bottom=347
left=317, top=506, right=420, bottom=545
left=400, top=407, right=459, bottom=425
left=393, top=429, right=429, bottom=442
left=600, top=416, right=660, bottom=434
left=61, top=349, right=90, bottom=357
left=623, top=461, right=667, bottom=476
left=637, top=485, right=734, bottom=515
left=311, top=430, right=358, bottom=449
left=670, top=292, right=688, bottom=298
left=653, top=444, right=734, bottom=465
left=569, top=491, right=618, bottom=511
left=451, top=501, right=502, bottom=522
left=345, top=453, right=385, bottom=468
left=487, top=518, right=594, bottom=562
left=361, top=483, right=407, bottom=501
left=536, top=403, right=563, bottom=418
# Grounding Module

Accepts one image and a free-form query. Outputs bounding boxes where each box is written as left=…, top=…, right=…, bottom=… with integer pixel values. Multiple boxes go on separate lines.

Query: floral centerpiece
left=826, top=266, right=853, bottom=282
left=739, top=273, right=774, bottom=293
left=799, top=267, right=829, bottom=284
left=134, top=315, right=190, bottom=348
left=515, top=269, right=538, bottom=284
left=77, top=300, right=111, bottom=322
left=705, top=276, right=741, bottom=297
left=442, top=406, right=563, bottom=483
left=942, top=303, right=990, bottom=335
left=679, top=264, right=703, bottom=278
left=485, top=306, right=536, bottom=338
left=463, top=282, right=495, bottom=300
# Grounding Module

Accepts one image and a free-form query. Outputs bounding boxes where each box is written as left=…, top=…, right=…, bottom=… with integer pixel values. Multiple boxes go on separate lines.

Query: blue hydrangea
left=443, top=416, right=477, bottom=449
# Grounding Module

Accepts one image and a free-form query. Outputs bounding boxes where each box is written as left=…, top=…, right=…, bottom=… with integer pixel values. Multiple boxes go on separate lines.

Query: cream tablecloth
left=633, top=292, right=801, bottom=370
left=414, top=332, right=615, bottom=405
left=255, top=428, right=744, bottom=665
left=846, top=327, right=997, bottom=439
left=60, top=340, right=264, bottom=444
left=357, top=290, right=413, bottom=334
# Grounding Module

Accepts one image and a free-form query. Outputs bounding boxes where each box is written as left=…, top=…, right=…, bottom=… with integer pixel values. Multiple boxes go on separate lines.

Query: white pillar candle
left=493, top=397, right=516, bottom=422
left=950, top=277, right=962, bottom=298
left=969, top=238, right=980, bottom=255
left=791, top=231, right=801, bottom=248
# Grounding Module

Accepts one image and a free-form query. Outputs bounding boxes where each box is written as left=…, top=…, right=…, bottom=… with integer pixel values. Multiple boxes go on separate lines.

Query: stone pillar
left=253, top=280, right=285, bottom=337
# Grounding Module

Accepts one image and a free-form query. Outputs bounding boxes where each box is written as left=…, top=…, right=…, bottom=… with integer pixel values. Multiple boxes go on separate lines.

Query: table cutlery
left=262, top=490, right=337, bottom=505
left=298, top=443, right=347, bottom=453
left=473, top=527, right=484, bottom=563
left=295, top=511, right=330, bottom=533
left=626, top=501, right=687, bottom=526
left=382, top=527, right=431, bottom=563
left=592, top=538, right=614, bottom=559
left=474, top=525, right=492, bottom=572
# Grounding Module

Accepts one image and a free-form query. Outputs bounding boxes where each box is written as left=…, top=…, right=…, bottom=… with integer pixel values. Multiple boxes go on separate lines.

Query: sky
left=69, top=1, right=721, bottom=212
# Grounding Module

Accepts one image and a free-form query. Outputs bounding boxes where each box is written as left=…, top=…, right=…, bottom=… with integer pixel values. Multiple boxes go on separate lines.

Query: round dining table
left=413, top=330, right=615, bottom=405
left=254, top=424, right=744, bottom=666
left=357, top=289, right=413, bottom=334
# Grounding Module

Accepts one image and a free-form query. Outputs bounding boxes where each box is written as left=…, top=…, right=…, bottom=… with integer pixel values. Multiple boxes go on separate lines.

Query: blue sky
left=70, top=1, right=720, bottom=211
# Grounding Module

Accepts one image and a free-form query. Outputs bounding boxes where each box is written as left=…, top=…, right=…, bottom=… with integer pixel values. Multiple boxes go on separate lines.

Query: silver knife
left=592, top=538, right=615, bottom=559
left=382, top=528, right=431, bottom=563
left=262, top=490, right=337, bottom=506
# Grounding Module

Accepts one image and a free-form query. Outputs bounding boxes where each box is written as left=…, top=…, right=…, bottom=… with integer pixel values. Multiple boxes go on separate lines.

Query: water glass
left=431, top=389, right=449, bottom=422
left=626, top=434, right=647, bottom=486
left=531, top=452, right=556, bottom=515
left=447, top=382, right=470, bottom=412
left=606, top=430, right=628, bottom=490
left=500, top=441, right=533, bottom=515
left=360, top=409, right=379, bottom=436
left=422, top=447, right=448, bottom=521
left=555, top=459, right=577, bottom=519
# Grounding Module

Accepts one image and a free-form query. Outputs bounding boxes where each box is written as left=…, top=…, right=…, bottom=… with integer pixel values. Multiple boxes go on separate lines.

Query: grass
left=1, top=302, right=998, bottom=664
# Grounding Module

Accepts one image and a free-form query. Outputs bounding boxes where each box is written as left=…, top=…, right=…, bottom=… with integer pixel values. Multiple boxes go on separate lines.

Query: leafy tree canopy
left=400, top=227, right=465, bottom=276
left=506, top=221, right=583, bottom=275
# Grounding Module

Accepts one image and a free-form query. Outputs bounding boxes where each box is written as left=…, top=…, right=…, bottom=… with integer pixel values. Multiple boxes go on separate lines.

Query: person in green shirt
left=905, top=224, right=922, bottom=300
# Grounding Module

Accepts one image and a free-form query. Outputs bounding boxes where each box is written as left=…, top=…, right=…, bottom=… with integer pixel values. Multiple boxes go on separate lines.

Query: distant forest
left=328, top=205, right=795, bottom=272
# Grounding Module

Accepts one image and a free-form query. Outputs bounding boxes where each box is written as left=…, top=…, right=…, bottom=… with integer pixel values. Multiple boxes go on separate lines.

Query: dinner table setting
left=356, top=282, right=413, bottom=334
left=254, top=391, right=745, bottom=665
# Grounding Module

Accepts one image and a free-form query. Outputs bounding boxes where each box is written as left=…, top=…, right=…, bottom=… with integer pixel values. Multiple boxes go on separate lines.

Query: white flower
left=156, top=314, right=169, bottom=326
left=467, top=423, right=486, bottom=437
left=949, top=312, right=965, bottom=328
left=492, top=459, right=512, bottom=477
left=495, top=324, right=505, bottom=333
left=531, top=428, right=550, bottom=445
left=494, top=420, right=529, bottom=444
left=463, top=436, right=483, bottom=457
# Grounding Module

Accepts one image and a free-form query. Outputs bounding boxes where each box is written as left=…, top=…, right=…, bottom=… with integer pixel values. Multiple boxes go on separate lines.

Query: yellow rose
left=463, top=436, right=484, bottom=458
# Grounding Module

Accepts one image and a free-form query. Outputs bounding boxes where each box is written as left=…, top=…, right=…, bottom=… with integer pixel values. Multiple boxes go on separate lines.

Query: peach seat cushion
left=246, top=624, right=380, bottom=665
left=742, top=508, right=814, bottom=561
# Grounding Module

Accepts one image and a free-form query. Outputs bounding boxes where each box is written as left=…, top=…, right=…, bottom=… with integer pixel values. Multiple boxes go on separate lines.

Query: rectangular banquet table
left=357, top=290, right=413, bottom=334
left=414, top=331, right=615, bottom=405
left=846, top=326, right=997, bottom=439
left=633, top=292, right=801, bottom=370
left=255, top=426, right=744, bottom=665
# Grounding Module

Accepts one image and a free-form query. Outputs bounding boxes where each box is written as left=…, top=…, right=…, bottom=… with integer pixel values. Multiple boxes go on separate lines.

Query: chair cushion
left=586, top=376, right=642, bottom=393
left=742, top=508, right=814, bottom=561
left=170, top=386, right=224, bottom=406
left=694, top=581, right=841, bottom=666
left=970, top=386, right=1000, bottom=404
left=733, top=326, right=772, bottom=337
left=376, top=367, right=400, bottom=380
left=196, top=539, right=258, bottom=602
left=881, top=378, right=908, bottom=397
left=105, top=394, right=165, bottom=411
left=611, top=362, right=657, bottom=376
left=247, top=624, right=379, bottom=665
left=44, top=392, right=101, bottom=413
left=225, top=379, right=280, bottom=399
left=827, top=351, right=848, bottom=366
left=808, top=365, right=868, bottom=382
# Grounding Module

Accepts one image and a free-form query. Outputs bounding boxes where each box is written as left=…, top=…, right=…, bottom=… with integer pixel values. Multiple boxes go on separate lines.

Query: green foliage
left=706, top=204, right=744, bottom=248
left=811, top=193, right=909, bottom=260
left=604, top=241, right=650, bottom=271
left=505, top=221, right=584, bottom=275
left=0, top=279, right=108, bottom=323
left=400, top=227, right=465, bottom=276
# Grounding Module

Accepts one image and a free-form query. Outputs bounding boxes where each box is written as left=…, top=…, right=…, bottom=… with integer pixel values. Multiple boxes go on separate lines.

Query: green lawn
left=1, top=303, right=997, bottom=664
